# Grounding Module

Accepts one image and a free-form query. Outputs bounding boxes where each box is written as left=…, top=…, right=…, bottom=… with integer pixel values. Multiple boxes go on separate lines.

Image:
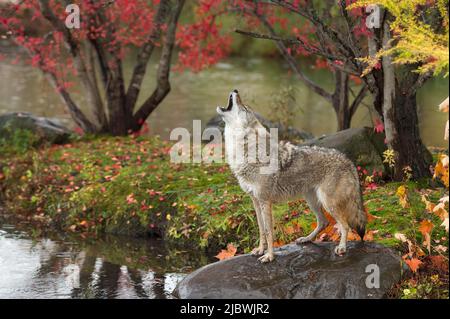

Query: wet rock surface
left=174, top=242, right=407, bottom=299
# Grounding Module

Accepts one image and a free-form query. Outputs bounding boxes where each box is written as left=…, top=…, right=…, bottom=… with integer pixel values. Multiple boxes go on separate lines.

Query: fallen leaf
left=273, top=240, right=285, bottom=248
left=429, top=255, right=448, bottom=272
left=79, top=220, right=88, bottom=228
left=433, top=202, right=448, bottom=221
left=418, top=220, right=434, bottom=237
left=404, top=258, right=422, bottom=273
left=215, top=243, right=237, bottom=261
left=395, top=232, right=408, bottom=242
left=421, top=195, right=436, bottom=212
left=441, top=217, right=449, bottom=232
left=435, top=244, right=448, bottom=253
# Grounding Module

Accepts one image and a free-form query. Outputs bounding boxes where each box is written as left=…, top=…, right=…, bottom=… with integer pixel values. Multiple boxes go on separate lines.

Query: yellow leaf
left=434, top=154, right=449, bottom=187
left=396, top=185, right=406, bottom=197
left=396, top=185, right=409, bottom=208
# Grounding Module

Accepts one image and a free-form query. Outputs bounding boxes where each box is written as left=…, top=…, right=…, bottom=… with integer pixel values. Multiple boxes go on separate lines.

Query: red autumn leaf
left=126, top=193, right=137, bottom=204
left=215, top=243, right=237, bottom=261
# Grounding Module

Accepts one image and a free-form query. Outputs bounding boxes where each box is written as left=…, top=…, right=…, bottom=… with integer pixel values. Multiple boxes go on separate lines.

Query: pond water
left=0, top=53, right=448, bottom=147
left=0, top=213, right=212, bottom=299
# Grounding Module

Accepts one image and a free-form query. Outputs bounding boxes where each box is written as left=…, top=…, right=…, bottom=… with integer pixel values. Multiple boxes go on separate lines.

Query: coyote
left=216, top=90, right=367, bottom=263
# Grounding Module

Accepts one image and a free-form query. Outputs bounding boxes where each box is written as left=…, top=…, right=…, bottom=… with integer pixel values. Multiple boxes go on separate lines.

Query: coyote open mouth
left=219, top=89, right=239, bottom=112
left=219, top=93, right=233, bottom=112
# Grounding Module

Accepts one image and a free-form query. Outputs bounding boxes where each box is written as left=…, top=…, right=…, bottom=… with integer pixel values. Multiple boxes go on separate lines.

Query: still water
left=0, top=54, right=448, bottom=147
left=0, top=213, right=211, bottom=299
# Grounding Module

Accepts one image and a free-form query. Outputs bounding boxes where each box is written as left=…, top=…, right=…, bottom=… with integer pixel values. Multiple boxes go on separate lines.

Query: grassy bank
left=0, top=134, right=448, bottom=298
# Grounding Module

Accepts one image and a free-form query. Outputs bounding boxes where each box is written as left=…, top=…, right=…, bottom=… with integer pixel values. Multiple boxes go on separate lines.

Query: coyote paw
left=334, top=245, right=346, bottom=256
left=258, top=253, right=274, bottom=263
left=295, top=236, right=312, bottom=244
left=251, top=246, right=265, bottom=256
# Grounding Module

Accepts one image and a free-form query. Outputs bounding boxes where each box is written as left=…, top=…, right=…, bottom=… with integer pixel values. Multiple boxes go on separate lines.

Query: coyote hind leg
left=295, top=193, right=329, bottom=244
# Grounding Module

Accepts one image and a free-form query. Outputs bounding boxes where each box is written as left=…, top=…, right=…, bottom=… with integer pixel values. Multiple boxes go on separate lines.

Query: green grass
left=1, top=134, right=446, bottom=250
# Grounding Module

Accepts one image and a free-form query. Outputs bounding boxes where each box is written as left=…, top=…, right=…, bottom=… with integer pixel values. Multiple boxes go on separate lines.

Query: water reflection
left=0, top=217, right=211, bottom=299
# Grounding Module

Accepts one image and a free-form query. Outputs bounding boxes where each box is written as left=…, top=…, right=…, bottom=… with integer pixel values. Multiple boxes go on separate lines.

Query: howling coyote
left=217, top=90, right=367, bottom=263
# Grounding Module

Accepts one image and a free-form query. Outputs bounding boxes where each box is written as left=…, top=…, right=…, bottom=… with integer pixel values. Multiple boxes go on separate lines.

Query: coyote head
left=216, top=90, right=257, bottom=128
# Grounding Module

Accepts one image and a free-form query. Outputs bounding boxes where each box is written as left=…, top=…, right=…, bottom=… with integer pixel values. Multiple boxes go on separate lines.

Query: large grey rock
left=206, top=113, right=314, bottom=143
left=0, top=112, right=71, bottom=145
left=301, top=127, right=387, bottom=174
left=174, top=242, right=407, bottom=299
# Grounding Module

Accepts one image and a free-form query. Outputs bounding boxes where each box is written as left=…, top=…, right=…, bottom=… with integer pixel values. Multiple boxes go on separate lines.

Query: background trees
left=180, top=0, right=448, bottom=181
left=350, top=0, right=449, bottom=180
left=2, top=0, right=185, bottom=135
left=2, top=0, right=447, bottom=181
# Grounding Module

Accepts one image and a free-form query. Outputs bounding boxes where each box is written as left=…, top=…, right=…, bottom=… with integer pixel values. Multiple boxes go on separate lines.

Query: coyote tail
left=348, top=188, right=367, bottom=241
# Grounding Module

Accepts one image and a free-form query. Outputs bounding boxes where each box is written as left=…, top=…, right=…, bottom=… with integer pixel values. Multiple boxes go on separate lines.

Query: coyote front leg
left=250, top=196, right=267, bottom=256
left=258, top=201, right=274, bottom=263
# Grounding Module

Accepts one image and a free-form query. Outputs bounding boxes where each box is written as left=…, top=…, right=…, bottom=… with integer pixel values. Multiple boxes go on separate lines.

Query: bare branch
left=125, top=0, right=171, bottom=112
left=133, top=0, right=185, bottom=123
left=38, top=0, right=105, bottom=130
left=349, top=85, right=369, bottom=117
left=249, top=12, right=333, bottom=102
left=235, top=29, right=340, bottom=61
left=410, top=70, right=433, bottom=93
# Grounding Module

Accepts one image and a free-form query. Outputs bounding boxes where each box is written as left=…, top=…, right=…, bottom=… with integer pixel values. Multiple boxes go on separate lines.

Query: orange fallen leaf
left=363, top=230, right=377, bottom=241
left=366, top=212, right=379, bottom=222
left=284, top=222, right=302, bottom=235
left=433, top=202, right=448, bottom=221
left=421, top=195, right=436, bottom=212
left=79, top=220, right=88, bottom=228
left=215, top=243, right=237, bottom=261
left=404, top=258, right=422, bottom=273
left=273, top=240, right=285, bottom=248
left=418, top=220, right=434, bottom=236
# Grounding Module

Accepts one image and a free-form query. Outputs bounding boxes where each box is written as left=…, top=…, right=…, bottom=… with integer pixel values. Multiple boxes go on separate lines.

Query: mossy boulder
left=301, top=127, right=387, bottom=174
left=206, top=112, right=314, bottom=143
left=0, top=112, right=71, bottom=146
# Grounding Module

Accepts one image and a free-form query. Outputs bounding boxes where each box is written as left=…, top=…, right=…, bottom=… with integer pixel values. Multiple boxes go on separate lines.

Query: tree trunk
left=389, top=90, right=432, bottom=180
left=381, top=20, right=431, bottom=181
left=332, top=70, right=351, bottom=131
